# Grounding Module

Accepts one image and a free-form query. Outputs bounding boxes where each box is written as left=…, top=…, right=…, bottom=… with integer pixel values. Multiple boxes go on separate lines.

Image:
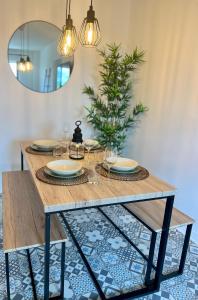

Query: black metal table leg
left=145, top=231, right=157, bottom=286
left=44, top=213, right=51, bottom=300
left=179, top=224, right=192, bottom=274
left=60, top=242, right=66, bottom=299
left=5, top=253, right=10, bottom=300
left=60, top=212, right=106, bottom=300
left=154, top=196, right=174, bottom=290
left=21, top=151, right=24, bottom=171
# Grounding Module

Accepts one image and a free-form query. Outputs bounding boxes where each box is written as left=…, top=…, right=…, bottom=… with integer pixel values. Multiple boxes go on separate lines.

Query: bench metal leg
left=26, top=249, right=38, bottom=300
left=179, top=224, right=192, bottom=274
left=145, top=231, right=157, bottom=286
left=5, top=253, right=10, bottom=300
left=154, top=196, right=174, bottom=290
left=60, top=242, right=66, bottom=299
left=44, top=213, right=51, bottom=300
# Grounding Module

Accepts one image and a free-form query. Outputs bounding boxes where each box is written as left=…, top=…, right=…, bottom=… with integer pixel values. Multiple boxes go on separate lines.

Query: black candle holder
left=72, top=120, right=83, bottom=144
left=69, top=142, right=85, bottom=160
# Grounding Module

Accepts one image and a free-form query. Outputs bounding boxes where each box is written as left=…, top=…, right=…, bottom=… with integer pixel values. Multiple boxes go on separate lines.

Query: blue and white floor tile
left=0, top=205, right=198, bottom=299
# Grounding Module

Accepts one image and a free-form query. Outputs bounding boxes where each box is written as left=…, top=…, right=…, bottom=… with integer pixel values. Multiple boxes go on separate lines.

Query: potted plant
left=83, top=43, right=148, bottom=152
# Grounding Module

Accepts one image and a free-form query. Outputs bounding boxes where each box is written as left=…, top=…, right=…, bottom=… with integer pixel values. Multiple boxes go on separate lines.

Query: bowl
left=33, top=139, right=59, bottom=150
left=84, top=139, right=99, bottom=148
left=47, top=160, right=82, bottom=176
left=111, top=157, right=138, bottom=172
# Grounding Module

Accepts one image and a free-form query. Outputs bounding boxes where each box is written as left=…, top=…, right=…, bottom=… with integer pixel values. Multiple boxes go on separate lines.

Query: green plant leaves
left=83, top=43, right=148, bottom=152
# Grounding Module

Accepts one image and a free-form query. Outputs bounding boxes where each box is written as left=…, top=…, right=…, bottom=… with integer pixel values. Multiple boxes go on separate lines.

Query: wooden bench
left=3, top=171, right=67, bottom=300
left=124, top=200, right=194, bottom=284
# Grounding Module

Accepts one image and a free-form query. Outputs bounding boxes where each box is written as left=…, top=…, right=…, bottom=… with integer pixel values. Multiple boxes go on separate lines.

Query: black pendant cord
left=66, top=0, right=68, bottom=20
left=69, top=0, right=71, bottom=14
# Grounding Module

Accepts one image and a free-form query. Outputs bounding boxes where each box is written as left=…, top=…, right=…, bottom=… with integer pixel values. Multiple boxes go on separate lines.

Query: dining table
left=20, top=141, right=176, bottom=300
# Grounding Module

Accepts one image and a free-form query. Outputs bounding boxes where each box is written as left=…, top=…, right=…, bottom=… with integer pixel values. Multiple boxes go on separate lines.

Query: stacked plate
left=103, top=157, right=140, bottom=174
left=30, top=140, right=59, bottom=152
left=84, top=139, right=101, bottom=151
left=44, top=160, right=84, bottom=179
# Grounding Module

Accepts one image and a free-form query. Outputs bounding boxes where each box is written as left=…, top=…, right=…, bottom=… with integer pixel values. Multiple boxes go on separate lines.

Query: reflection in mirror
left=8, top=21, right=74, bottom=93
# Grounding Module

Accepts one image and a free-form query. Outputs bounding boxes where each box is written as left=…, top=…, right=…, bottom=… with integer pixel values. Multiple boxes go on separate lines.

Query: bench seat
left=125, top=199, right=195, bottom=232
left=3, top=171, right=67, bottom=253
left=123, top=199, right=194, bottom=284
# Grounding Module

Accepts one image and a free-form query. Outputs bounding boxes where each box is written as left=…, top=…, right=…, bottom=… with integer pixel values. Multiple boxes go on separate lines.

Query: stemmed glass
left=62, top=124, right=69, bottom=158
left=84, top=140, right=95, bottom=165
left=104, top=145, right=118, bottom=179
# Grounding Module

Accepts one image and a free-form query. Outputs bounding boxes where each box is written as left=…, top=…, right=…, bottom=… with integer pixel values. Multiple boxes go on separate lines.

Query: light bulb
left=58, top=27, right=78, bottom=57
left=57, top=13, right=78, bottom=57
left=17, top=58, right=26, bottom=72
left=87, top=22, right=94, bottom=44
left=66, top=30, right=72, bottom=47
left=25, top=56, right=33, bottom=71
left=62, top=30, right=72, bottom=56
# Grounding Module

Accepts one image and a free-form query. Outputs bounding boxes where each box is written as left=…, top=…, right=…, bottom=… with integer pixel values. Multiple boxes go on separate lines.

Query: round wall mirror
left=8, top=21, right=74, bottom=93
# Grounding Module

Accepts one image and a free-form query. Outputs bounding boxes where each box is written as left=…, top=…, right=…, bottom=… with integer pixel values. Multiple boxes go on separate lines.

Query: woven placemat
left=95, top=164, right=149, bottom=181
left=26, top=146, right=53, bottom=156
left=36, top=167, right=89, bottom=186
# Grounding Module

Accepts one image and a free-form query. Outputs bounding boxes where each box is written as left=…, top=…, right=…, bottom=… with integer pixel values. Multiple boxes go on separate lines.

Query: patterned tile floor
left=0, top=204, right=198, bottom=300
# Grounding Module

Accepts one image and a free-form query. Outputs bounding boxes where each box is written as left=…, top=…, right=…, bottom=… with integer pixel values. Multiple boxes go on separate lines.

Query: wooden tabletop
left=21, top=142, right=176, bottom=213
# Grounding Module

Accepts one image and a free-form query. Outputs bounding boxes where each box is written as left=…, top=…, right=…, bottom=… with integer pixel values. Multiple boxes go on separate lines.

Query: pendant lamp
left=79, top=0, right=101, bottom=47
left=58, top=0, right=78, bottom=57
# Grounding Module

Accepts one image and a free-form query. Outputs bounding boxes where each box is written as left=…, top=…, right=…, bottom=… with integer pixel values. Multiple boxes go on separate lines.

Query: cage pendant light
left=79, top=0, right=101, bottom=47
left=25, top=24, right=33, bottom=72
left=58, top=0, right=78, bottom=57
left=17, top=26, right=26, bottom=72
left=25, top=56, right=33, bottom=71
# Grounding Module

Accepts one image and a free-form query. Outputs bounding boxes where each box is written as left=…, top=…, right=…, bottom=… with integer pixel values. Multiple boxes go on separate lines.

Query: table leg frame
left=57, top=196, right=174, bottom=300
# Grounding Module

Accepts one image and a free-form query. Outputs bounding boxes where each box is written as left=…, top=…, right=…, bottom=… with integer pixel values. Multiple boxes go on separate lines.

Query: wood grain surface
left=3, top=170, right=67, bottom=253
left=21, top=141, right=176, bottom=213
left=125, top=200, right=194, bottom=232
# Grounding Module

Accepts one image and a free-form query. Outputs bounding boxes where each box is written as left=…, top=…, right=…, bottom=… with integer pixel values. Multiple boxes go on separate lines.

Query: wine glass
left=84, top=139, right=95, bottom=165
left=104, top=145, right=118, bottom=179
left=62, top=124, right=69, bottom=158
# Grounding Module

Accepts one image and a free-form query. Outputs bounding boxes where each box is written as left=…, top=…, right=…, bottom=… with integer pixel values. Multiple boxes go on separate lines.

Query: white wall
left=0, top=0, right=198, bottom=240
left=125, top=0, right=198, bottom=241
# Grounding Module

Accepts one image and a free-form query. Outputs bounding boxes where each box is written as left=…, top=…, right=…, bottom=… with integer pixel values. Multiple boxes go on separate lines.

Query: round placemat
left=26, top=146, right=53, bottom=156
left=36, top=167, right=89, bottom=186
left=95, top=164, right=149, bottom=181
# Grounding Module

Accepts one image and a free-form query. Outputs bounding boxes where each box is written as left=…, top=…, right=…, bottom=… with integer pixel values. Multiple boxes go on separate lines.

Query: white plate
left=33, top=139, right=58, bottom=150
left=44, top=167, right=85, bottom=179
left=84, top=139, right=99, bottom=148
left=110, top=157, right=138, bottom=171
left=31, top=144, right=52, bottom=152
left=102, top=163, right=140, bottom=174
left=47, top=160, right=82, bottom=176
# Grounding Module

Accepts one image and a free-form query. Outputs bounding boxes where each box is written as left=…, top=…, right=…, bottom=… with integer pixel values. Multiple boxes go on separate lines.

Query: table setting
left=26, top=138, right=149, bottom=186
